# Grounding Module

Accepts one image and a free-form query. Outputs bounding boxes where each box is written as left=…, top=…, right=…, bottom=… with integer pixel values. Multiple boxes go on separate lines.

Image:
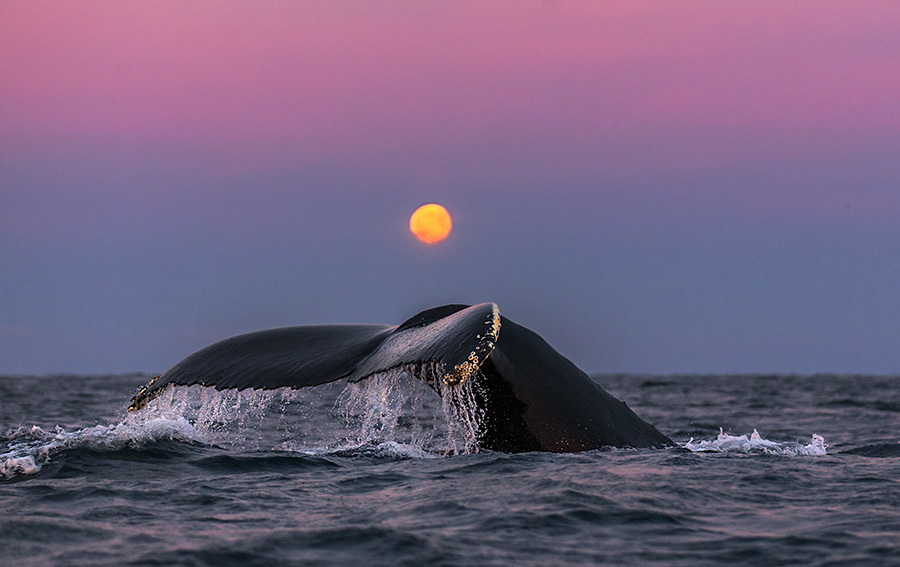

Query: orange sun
left=409, top=203, right=452, bottom=244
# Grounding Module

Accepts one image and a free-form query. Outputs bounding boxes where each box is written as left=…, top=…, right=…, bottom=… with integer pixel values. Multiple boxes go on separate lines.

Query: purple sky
left=2, top=2, right=899, bottom=374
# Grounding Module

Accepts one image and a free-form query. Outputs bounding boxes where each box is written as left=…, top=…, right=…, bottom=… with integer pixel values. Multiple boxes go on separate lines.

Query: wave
left=839, top=442, right=900, bottom=458
left=821, top=398, right=900, bottom=412
left=286, top=440, right=439, bottom=460
left=2, top=370, right=482, bottom=478
left=0, top=423, right=450, bottom=481
left=1, top=417, right=203, bottom=478
left=0, top=377, right=841, bottom=480
left=683, top=428, right=827, bottom=456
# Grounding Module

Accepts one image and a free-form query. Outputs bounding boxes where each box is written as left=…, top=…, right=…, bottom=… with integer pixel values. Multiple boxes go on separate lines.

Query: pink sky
left=3, top=2, right=898, bottom=236
left=3, top=2, right=898, bottom=160
left=2, top=2, right=899, bottom=373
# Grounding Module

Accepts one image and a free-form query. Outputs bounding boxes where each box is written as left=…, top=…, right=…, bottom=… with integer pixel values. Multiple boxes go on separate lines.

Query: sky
left=1, top=1, right=899, bottom=375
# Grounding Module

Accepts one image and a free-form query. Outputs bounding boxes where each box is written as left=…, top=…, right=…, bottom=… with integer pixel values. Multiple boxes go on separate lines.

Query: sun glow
left=409, top=204, right=452, bottom=244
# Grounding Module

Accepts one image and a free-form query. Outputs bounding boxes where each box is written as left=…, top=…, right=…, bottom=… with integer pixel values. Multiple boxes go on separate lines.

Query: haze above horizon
left=2, top=2, right=899, bottom=375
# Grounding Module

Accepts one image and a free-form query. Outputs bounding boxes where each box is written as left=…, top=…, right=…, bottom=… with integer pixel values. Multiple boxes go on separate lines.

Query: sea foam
left=684, top=428, right=827, bottom=456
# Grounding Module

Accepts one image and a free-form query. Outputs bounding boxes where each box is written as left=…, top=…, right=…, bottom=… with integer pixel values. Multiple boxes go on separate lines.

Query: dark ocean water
left=1, top=373, right=898, bottom=567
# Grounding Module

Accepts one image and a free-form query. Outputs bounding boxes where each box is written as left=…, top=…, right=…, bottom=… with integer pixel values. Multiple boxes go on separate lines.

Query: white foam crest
left=684, top=428, right=827, bottom=456
left=0, top=455, right=41, bottom=476
left=1, top=417, right=201, bottom=478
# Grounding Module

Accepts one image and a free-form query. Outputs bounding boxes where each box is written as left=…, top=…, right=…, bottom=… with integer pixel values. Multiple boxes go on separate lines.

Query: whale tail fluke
left=129, top=302, right=673, bottom=452
left=129, top=303, right=500, bottom=411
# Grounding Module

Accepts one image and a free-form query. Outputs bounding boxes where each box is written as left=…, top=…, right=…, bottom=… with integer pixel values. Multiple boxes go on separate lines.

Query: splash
left=1, top=385, right=321, bottom=478
left=134, top=367, right=486, bottom=456
left=1, top=367, right=487, bottom=477
left=126, top=384, right=303, bottom=447
left=2, top=368, right=490, bottom=477
left=684, top=428, right=827, bottom=456
left=436, top=371, right=485, bottom=455
left=333, top=365, right=483, bottom=456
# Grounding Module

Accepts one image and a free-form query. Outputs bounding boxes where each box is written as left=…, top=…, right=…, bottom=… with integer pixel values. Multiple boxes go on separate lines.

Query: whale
left=129, top=303, right=673, bottom=452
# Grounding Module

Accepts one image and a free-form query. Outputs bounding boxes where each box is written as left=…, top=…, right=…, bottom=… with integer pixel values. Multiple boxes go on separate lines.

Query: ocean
left=1, top=373, right=898, bottom=566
